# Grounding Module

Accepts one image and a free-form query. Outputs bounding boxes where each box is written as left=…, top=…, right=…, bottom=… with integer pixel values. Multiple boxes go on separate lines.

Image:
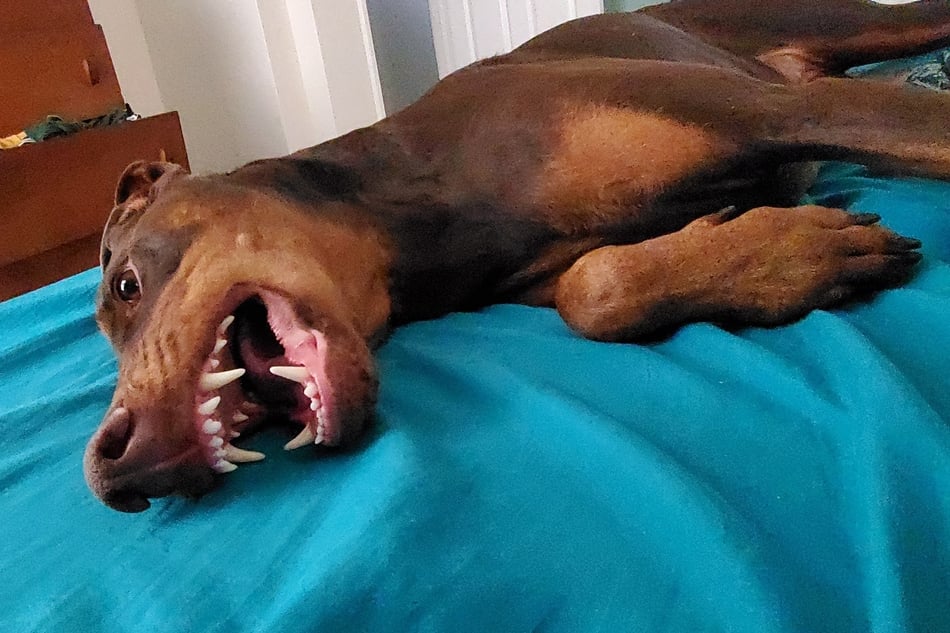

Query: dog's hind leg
left=642, top=0, right=950, bottom=81
left=554, top=205, right=921, bottom=341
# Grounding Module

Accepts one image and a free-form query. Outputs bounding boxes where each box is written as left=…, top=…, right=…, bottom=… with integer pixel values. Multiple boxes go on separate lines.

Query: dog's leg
left=774, top=76, right=950, bottom=179
left=555, top=205, right=921, bottom=341
left=501, top=60, right=950, bottom=227
left=642, top=0, right=950, bottom=81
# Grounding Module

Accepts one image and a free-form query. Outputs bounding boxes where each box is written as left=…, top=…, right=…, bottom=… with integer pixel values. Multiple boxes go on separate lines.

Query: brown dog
left=85, top=0, right=950, bottom=511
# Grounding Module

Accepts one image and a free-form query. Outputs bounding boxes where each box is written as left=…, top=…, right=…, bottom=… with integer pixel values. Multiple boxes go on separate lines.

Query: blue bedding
left=1, top=164, right=948, bottom=633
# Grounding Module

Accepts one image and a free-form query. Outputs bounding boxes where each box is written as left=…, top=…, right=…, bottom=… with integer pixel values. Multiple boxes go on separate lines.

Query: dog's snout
left=84, top=404, right=216, bottom=513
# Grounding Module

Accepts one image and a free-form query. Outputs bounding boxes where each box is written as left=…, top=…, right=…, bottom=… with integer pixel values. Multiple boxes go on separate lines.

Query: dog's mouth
left=193, top=288, right=340, bottom=474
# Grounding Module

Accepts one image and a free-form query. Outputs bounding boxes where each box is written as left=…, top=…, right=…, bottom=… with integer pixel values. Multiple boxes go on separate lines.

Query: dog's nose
left=84, top=407, right=150, bottom=512
left=84, top=406, right=214, bottom=512
left=92, top=407, right=135, bottom=460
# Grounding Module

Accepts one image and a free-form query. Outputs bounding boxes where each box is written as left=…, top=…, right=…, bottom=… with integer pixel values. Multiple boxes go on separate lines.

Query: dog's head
left=85, top=161, right=388, bottom=512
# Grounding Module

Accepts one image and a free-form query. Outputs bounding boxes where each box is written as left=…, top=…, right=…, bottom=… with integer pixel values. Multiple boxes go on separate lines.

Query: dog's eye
left=113, top=268, right=142, bottom=303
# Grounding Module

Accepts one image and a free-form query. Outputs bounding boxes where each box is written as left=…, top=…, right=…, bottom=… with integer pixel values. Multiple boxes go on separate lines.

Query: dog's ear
left=114, top=160, right=188, bottom=206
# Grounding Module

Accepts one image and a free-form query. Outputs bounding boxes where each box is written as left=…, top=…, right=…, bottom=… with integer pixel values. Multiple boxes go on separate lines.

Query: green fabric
left=23, top=106, right=133, bottom=143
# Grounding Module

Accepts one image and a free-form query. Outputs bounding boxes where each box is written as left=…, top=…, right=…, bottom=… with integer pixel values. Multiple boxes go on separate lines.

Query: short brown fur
left=85, top=0, right=950, bottom=511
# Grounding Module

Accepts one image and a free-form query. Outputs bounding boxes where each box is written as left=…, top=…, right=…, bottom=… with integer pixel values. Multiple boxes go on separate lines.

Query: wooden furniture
left=0, top=0, right=189, bottom=301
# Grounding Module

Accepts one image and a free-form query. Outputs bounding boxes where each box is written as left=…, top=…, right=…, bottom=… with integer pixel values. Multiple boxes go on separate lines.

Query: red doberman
left=86, top=0, right=950, bottom=511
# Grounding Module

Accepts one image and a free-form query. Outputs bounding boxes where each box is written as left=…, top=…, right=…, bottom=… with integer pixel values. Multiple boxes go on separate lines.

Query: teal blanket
left=1, top=164, right=948, bottom=632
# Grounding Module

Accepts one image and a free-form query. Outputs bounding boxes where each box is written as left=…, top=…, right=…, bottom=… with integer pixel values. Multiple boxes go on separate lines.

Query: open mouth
left=193, top=289, right=338, bottom=474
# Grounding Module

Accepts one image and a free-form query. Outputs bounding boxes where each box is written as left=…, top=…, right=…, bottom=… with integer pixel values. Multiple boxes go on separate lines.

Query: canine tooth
left=232, top=412, right=249, bottom=423
left=199, top=368, right=246, bottom=392
left=208, top=436, right=224, bottom=448
left=225, top=445, right=265, bottom=463
left=218, top=315, right=235, bottom=333
left=269, top=365, right=309, bottom=384
left=213, top=459, right=238, bottom=473
left=198, top=396, right=221, bottom=416
left=213, top=338, right=227, bottom=354
left=202, top=418, right=223, bottom=434
left=284, top=426, right=316, bottom=450
left=304, top=383, right=318, bottom=398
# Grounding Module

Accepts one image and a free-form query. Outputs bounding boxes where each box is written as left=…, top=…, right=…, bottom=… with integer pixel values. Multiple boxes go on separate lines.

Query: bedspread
left=0, top=163, right=948, bottom=632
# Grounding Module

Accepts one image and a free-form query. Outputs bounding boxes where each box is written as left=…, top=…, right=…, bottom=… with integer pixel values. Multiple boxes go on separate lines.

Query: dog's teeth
left=202, top=418, right=222, bottom=434
left=232, top=412, right=249, bottom=423
left=218, top=315, right=235, bottom=334
left=314, top=427, right=324, bottom=445
left=229, top=430, right=241, bottom=438
left=269, top=365, right=309, bottom=384
left=224, top=445, right=265, bottom=463
left=310, top=400, right=321, bottom=411
left=213, top=459, right=238, bottom=473
left=284, top=426, right=316, bottom=450
left=209, top=359, right=220, bottom=369
left=213, top=338, right=227, bottom=354
left=208, top=435, right=224, bottom=448
left=304, top=383, right=319, bottom=398
left=198, top=368, right=245, bottom=391
left=198, top=396, right=221, bottom=416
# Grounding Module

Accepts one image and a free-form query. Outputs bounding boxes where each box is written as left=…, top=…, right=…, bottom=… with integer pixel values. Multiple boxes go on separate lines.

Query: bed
left=1, top=160, right=948, bottom=632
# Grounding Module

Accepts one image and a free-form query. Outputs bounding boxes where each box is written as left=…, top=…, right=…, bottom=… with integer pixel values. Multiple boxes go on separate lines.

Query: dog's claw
left=852, top=212, right=881, bottom=225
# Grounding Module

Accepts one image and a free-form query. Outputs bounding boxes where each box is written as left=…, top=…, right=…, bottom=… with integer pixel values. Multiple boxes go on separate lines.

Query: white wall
left=429, top=0, right=604, bottom=77
left=88, top=0, right=384, bottom=175
left=366, top=0, right=441, bottom=113
left=86, top=0, right=165, bottom=117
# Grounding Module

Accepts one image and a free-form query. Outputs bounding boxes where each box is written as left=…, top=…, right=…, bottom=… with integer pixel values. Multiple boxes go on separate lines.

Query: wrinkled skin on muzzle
left=85, top=162, right=389, bottom=512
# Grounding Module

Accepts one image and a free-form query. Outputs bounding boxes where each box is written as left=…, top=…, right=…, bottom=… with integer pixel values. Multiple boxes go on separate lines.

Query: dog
left=85, top=0, right=950, bottom=511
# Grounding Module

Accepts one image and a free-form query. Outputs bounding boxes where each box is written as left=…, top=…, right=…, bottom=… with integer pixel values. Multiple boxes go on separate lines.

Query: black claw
left=852, top=212, right=881, bottom=225
left=896, top=237, right=923, bottom=250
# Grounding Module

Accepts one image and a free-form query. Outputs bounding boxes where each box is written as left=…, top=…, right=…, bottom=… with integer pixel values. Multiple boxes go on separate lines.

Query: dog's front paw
left=687, top=204, right=923, bottom=324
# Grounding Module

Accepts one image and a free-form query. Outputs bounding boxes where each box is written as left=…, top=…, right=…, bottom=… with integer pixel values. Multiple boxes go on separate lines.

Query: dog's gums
left=190, top=290, right=344, bottom=474
left=85, top=1, right=950, bottom=512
